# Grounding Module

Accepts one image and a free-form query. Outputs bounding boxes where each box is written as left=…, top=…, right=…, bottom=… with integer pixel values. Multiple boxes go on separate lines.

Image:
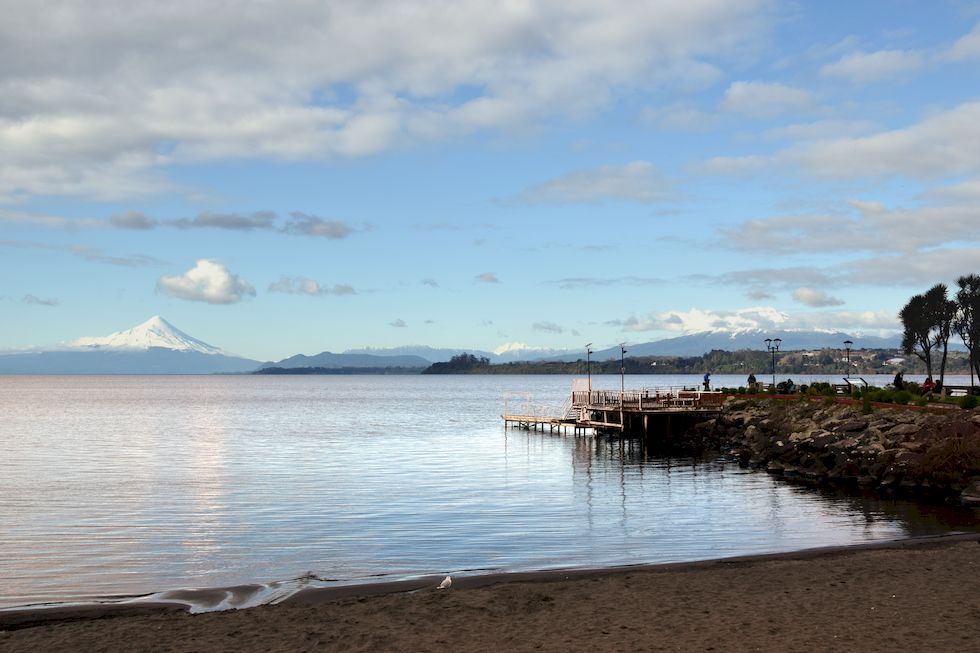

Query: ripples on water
left=1, top=374, right=977, bottom=610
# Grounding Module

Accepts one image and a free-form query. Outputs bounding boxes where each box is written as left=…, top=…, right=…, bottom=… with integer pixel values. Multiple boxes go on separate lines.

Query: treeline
left=900, top=274, right=980, bottom=385
left=256, top=366, right=424, bottom=375
left=421, top=349, right=974, bottom=375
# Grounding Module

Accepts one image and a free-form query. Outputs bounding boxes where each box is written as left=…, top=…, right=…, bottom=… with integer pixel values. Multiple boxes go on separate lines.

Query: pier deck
left=502, top=384, right=725, bottom=437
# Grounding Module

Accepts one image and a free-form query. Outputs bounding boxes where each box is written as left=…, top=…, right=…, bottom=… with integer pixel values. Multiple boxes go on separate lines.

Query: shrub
left=852, top=389, right=862, bottom=400
left=894, top=390, right=912, bottom=405
left=959, top=395, right=979, bottom=410
left=862, top=394, right=874, bottom=414
left=915, top=396, right=928, bottom=407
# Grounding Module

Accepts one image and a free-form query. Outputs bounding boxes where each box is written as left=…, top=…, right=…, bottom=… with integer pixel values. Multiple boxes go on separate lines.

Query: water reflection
left=0, top=375, right=977, bottom=611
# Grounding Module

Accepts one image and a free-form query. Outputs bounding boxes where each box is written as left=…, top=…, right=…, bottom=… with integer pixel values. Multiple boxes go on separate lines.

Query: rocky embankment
left=693, top=398, right=980, bottom=505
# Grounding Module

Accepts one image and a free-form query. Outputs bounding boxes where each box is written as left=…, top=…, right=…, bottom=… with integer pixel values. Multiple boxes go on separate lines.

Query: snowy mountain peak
left=68, top=316, right=227, bottom=355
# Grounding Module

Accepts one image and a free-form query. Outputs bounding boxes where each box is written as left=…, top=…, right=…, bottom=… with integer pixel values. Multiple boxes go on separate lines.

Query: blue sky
left=3, top=0, right=980, bottom=360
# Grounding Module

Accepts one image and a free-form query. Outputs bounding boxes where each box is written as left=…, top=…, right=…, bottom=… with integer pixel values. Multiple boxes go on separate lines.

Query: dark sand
left=2, top=534, right=979, bottom=652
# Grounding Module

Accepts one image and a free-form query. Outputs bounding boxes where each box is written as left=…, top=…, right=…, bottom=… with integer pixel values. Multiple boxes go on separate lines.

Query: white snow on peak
left=68, top=316, right=227, bottom=355
left=493, top=341, right=534, bottom=356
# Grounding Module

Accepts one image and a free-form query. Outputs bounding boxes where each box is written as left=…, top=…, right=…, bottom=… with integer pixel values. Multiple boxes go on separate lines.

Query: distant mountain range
left=543, top=330, right=904, bottom=361
left=342, top=330, right=904, bottom=363
left=0, top=317, right=911, bottom=375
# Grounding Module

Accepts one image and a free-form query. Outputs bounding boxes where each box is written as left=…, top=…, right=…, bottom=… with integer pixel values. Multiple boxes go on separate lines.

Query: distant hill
left=261, top=351, right=431, bottom=370
left=0, top=316, right=260, bottom=374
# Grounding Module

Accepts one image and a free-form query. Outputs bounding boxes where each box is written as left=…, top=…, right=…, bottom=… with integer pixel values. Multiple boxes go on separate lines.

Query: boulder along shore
left=691, top=397, right=980, bottom=504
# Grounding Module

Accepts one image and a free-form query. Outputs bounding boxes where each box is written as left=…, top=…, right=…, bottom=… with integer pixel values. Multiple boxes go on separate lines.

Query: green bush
left=862, top=394, right=874, bottom=414
left=894, top=390, right=911, bottom=405
left=959, top=395, right=979, bottom=410
left=852, top=389, right=862, bottom=400
left=915, top=396, right=928, bottom=407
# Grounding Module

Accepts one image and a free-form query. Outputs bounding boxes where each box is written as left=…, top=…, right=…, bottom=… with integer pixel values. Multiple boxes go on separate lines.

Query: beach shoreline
left=3, top=532, right=979, bottom=651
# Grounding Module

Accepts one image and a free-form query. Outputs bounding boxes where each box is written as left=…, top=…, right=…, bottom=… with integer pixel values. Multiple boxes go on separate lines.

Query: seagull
left=437, top=576, right=452, bottom=590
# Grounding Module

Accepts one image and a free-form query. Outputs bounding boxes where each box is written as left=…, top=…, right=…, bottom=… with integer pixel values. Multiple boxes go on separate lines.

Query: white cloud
left=0, top=208, right=102, bottom=229
left=0, top=0, right=772, bottom=200
left=762, top=119, right=878, bottom=142
left=793, top=101, right=980, bottom=179
left=792, top=287, right=844, bottom=307
left=516, top=161, right=673, bottom=204
left=704, top=100, right=980, bottom=181
left=786, top=309, right=899, bottom=332
left=612, top=306, right=899, bottom=335
left=156, top=259, right=255, bottom=304
left=268, top=276, right=356, bottom=296
left=476, top=272, right=499, bottom=283
left=820, top=49, right=925, bottom=82
left=841, top=248, right=980, bottom=286
left=720, top=81, right=814, bottom=117
left=613, top=306, right=791, bottom=334
left=642, top=103, right=718, bottom=132
left=718, top=200, right=980, bottom=255
left=944, top=22, right=980, bottom=60
left=389, top=319, right=407, bottom=328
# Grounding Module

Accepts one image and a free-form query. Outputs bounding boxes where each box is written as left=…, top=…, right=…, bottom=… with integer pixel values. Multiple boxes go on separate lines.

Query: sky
left=3, top=0, right=980, bottom=361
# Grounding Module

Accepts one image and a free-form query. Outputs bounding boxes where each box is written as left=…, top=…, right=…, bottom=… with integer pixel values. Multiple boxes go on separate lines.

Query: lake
left=1, top=374, right=977, bottom=612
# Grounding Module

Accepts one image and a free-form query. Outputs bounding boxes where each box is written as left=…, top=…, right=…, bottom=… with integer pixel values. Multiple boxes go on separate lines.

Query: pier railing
left=573, top=387, right=725, bottom=410
left=502, top=392, right=564, bottom=421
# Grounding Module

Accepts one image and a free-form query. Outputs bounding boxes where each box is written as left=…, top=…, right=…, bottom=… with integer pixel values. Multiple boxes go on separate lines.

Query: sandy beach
left=2, top=533, right=978, bottom=652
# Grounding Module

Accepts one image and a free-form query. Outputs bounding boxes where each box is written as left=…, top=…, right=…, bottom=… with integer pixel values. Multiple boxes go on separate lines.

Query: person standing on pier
left=747, top=372, right=756, bottom=389
left=703, top=372, right=711, bottom=391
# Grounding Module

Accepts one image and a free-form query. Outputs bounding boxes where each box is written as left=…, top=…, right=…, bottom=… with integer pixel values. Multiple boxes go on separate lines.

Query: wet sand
left=2, top=534, right=979, bottom=652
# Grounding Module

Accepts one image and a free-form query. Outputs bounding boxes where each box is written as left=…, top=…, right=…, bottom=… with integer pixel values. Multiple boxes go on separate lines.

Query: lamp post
left=843, top=340, right=853, bottom=380
left=619, top=343, right=627, bottom=406
left=765, top=338, right=781, bottom=389
left=585, top=343, right=593, bottom=399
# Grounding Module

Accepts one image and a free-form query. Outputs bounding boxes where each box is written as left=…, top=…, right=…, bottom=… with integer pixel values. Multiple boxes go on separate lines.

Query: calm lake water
left=1, top=374, right=977, bottom=611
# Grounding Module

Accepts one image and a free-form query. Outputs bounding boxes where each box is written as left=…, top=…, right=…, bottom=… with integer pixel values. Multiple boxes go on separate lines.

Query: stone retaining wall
left=692, top=397, right=980, bottom=505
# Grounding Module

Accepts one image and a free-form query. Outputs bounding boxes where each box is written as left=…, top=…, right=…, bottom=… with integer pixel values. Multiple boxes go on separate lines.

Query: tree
left=954, top=274, right=980, bottom=385
left=924, top=284, right=956, bottom=386
left=900, top=292, right=935, bottom=378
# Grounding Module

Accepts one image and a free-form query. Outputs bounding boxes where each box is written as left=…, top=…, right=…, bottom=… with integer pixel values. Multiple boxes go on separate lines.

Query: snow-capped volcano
left=68, top=316, right=228, bottom=355
left=0, top=316, right=260, bottom=374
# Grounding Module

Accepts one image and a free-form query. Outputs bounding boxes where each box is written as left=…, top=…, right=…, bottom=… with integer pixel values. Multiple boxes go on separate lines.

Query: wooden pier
left=502, top=381, right=725, bottom=439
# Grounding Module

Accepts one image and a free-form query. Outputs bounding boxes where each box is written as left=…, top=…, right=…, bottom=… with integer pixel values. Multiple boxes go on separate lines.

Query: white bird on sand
left=437, top=576, right=452, bottom=590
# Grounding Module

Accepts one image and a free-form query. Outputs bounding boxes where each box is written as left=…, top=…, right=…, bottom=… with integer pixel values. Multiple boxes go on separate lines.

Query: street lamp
left=620, top=343, right=627, bottom=406
left=843, top=340, right=853, bottom=380
left=765, top=338, right=781, bottom=389
left=585, top=343, right=593, bottom=398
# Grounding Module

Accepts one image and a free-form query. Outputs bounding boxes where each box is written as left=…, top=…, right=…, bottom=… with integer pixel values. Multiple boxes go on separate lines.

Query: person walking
left=893, top=371, right=904, bottom=390
left=703, top=372, right=711, bottom=391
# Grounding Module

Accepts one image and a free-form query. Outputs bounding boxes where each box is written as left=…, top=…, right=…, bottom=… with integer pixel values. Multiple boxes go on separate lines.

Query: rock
left=885, top=423, right=920, bottom=438
left=961, top=480, right=980, bottom=505
left=837, top=419, right=868, bottom=433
